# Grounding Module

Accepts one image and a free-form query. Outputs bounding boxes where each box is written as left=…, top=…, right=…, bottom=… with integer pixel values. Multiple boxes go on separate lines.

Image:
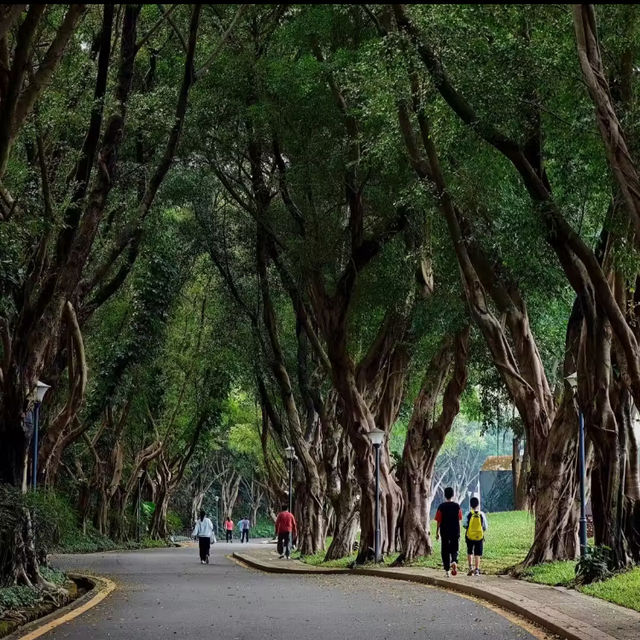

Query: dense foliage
left=1, top=4, right=639, bottom=595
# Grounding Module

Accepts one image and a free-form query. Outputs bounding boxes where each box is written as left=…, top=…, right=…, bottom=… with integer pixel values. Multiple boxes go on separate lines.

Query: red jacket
left=275, top=511, right=297, bottom=535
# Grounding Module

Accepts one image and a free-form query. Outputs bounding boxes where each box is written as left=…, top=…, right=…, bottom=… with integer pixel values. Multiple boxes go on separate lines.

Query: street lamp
left=566, top=371, right=587, bottom=558
left=214, top=496, right=220, bottom=537
left=31, top=381, right=50, bottom=490
left=365, top=428, right=385, bottom=563
left=284, top=445, right=295, bottom=513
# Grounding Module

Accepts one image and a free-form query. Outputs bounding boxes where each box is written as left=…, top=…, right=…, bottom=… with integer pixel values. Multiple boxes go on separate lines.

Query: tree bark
left=395, top=328, right=469, bottom=564
left=323, top=398, right=360, bottom=561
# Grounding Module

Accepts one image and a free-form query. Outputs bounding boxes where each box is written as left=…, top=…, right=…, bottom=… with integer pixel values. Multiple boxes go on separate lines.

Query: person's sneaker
left=451, top=562, right=458, bottom=576
left=201, top=560, right=205, bottom=565
left=474, top=568, right=480, bottom=576
left=286, top=556, right=291, bottom=560
left=467, top=567, right=474, bottom=576
left=445, top=570, right=451, bottom=577
left=279, top=554, right=285, bottom=559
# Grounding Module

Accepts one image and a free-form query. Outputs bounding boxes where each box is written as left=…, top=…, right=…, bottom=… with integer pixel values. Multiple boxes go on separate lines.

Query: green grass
left=292, top=537, right=356, bottom=567
left=297, top=511, right=535, bottom=573
left=580, top=568, right=640, bottom=612
left=522, top=560, right=577, bottom=585
left=411, top=510, right=535, bottom=574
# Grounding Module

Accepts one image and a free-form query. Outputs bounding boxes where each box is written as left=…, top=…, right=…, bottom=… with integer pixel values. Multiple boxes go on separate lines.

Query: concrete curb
left=233, top=552, right=616, bottom=640
left=5, top=573, right=116, bottom=640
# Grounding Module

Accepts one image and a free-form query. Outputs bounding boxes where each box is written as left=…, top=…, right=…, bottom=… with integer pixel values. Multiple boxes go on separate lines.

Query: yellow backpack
left=467, top=511, right=484, bottom=541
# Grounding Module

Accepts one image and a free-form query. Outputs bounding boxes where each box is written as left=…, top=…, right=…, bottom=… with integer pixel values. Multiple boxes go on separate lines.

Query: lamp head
left=35, top=380, right=51, bottom=403
left=565, top=371, right=578, bottom=393
left=284, top=445, right=295, bottom=460
left=365, top=428, right=385, bottom=447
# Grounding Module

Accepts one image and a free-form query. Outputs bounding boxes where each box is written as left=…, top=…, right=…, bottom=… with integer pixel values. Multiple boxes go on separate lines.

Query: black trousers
left=277, top=532, right=291, bottom=557
left=225, top=530, right=232, bottom=542
left=441, top=535, right=459, bottom=571
left=241, top=529, right=249, bottom=543
left=198, top=536, right=210, bottom=561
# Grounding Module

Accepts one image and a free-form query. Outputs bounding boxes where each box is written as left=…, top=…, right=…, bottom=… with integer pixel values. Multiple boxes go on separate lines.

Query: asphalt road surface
left=45, top=542, right=537, bottom=640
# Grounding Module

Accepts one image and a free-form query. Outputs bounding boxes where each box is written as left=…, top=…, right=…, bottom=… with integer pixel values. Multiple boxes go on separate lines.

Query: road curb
left=233, top=552, right=615, bottom=640
left=5, top=573, right=116, bottom=640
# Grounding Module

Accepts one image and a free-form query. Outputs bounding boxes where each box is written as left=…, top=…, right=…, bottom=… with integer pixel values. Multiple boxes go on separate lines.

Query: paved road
left=46, top=542, right=538, bottom=640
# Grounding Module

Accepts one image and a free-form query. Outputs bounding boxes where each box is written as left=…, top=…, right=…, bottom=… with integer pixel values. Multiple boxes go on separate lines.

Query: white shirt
left=192, top=517, right=214, bottom=539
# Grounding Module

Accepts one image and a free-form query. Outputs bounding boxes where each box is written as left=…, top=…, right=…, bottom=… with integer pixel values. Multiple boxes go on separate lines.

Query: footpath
left=233, top=548, right=640, bottom=640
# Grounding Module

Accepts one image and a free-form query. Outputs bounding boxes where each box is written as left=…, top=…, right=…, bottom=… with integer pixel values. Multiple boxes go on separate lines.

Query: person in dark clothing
left=239, top=517, right=250, bottom=543
left=435, top=486, right=462, bottom=577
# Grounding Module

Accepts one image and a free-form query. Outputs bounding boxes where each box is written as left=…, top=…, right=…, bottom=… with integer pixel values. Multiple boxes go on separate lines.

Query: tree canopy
left=1, top=3, right=639, bottom=587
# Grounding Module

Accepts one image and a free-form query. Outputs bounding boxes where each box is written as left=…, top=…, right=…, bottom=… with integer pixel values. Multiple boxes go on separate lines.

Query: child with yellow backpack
left=464, top=496, right=488, bottom=576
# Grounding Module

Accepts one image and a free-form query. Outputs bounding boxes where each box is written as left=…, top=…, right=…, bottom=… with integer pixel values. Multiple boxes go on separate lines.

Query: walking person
left=464, top=496, right=488, bottom=576
left=435, top=487, right=462, bottom=577
left=192, top=509, right=214, bottom=564
left=275, top=505, right=297, bottom=560
left=224, top=516, right=234, bottom=542
left=238, top=516, right=250, bottom=543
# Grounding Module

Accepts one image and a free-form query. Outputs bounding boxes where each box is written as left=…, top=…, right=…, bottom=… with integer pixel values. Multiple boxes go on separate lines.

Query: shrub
left=251, top=517, right=275, bottom=539
left=575, top=546, right=613, bottom=585
left=167, top=510, right=183, bottom=535
left=25, top=489, right=78, bottom=557
left=0, top=484, right=23, bottom=585
left=39, top=566, right=66, bottom=586
left=0, top=586, right=41, bottom=617
left=140, top=501, right=155, bottom=533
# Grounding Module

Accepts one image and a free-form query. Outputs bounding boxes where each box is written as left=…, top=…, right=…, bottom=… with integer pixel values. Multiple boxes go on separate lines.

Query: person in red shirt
left=275, top=505, right=297, bottom=560
left=434, top=487, right=463, bottom=577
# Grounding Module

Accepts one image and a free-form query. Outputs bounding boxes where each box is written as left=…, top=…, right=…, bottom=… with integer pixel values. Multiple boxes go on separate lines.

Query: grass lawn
left=522, top=560, right=576, bottom=585
left=524, top=561, right=640, bottom=613
left=297, top=511, right=534, bottom=572
left=412, top=510, right=535, bottom=574
left=296, top=510, right=640, bottom=612
left=581, top=568, right=640, bottom=612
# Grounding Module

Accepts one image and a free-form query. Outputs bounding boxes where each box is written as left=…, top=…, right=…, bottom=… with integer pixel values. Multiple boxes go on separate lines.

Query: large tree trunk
left=585, top=313, right=640, bottom=566
left=324, top=487, right=359, bottom=560
left=293, top=478, right=325, bottom=554
left=396, top=83, right=586, bottom=566
left=522, top=393, right=580, bottom=566
left=256, top=233, right=327, bottom=555
left=395, top=329, right=469, bottom=565
left=150, top=488, right=170, bottom=539
left=624, top=411, right=640, bottom=562
left=354, top=443, right=402, bottom=560
left=324, top=406, right=360, bottom=561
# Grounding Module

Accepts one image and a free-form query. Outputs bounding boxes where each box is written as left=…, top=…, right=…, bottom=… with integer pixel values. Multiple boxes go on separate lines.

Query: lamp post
left=566, top=371, right=588, bottom=558
left=136, top=474, right=141, bottom=543
left=284, top=446, right=295, bottom=513
left=31, top=381, right=50, bottom=490
left=365, top=428, right=385, bottom=563
left=214, top=496, right=220, bottom=537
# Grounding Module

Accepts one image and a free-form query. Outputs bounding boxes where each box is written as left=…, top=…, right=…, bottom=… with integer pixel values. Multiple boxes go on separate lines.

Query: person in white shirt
left=192, top=509, right=214, bottom=564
